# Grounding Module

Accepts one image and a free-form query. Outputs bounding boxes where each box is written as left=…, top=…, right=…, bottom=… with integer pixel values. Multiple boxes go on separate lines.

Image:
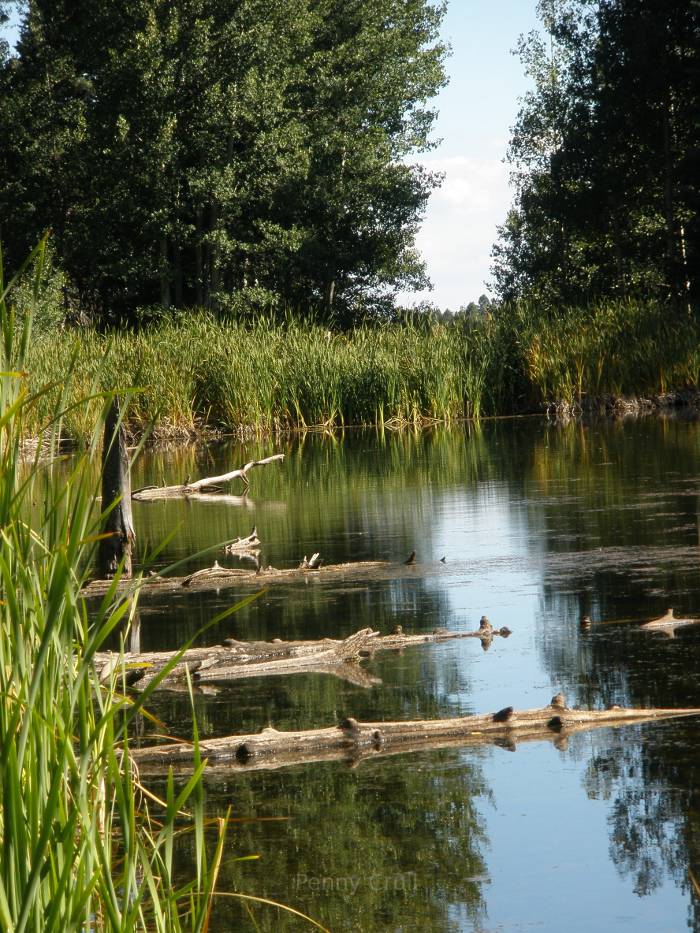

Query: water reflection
left=118, top=419, right=700, bottom=930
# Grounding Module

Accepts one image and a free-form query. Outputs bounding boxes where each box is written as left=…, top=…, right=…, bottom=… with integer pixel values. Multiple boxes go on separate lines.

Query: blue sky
left=402, top=0, right=541, bottom=308
left=2, top=1, right=541, bottom=309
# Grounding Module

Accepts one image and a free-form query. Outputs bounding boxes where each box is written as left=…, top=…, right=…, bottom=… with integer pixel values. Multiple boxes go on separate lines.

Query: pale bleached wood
left=94, top=622, right=506, bottom=689
left=640, top=608, right=700, bottom=638
left=132, top=454, right=284, bottom=500
left=129, top=702, right=700, bottom=771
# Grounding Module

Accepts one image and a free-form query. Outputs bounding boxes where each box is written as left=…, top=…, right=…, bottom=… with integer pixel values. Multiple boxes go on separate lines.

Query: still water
left=125, top=417, right=700, bottom=932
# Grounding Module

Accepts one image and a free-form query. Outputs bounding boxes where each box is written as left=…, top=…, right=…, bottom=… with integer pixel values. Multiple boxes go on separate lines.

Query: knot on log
left=492, top=706, right=514, bottom=723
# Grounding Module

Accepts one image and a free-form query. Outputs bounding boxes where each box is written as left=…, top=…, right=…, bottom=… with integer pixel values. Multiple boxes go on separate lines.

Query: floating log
left=98, top=398, right=135, bottom=578
left=132, top=454, right=284, bottom=500
left=95, top=621, right=509, bottom=689
left=639, top=608, right=700, bottom=638
left=130, top=700, right=700, bottom=772
left=224, top=526, right=261, bottom=553
left=81, top=557, right=439, bottom=599
left=582, top=608, right=700, bottom=638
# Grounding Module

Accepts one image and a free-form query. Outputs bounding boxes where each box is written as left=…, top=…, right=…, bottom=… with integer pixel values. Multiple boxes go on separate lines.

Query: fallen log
left=95, top=621, right=508, bottom=689
left=640, top=608, right=700, bottom=638
left=129, top=698, right=700, bottom=772
left=132, top=454, right=285, bottom=500
left=224, top=526, right=261, bottom=553
left=581, top=608, right=700, bottom=638
left=81, top=558, right=439, bottom=599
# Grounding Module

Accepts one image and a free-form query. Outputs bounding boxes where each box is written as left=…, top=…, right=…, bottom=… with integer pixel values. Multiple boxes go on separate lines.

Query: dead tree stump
left=98, top=398, right=135, bottom=578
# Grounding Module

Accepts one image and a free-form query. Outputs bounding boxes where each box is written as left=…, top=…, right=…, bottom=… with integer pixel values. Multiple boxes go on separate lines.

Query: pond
left=124, top=416, right=700, bottom=932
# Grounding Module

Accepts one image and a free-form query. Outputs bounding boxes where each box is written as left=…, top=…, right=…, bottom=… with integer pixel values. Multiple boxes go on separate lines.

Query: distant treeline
left=0, top=0, right=445, bottom=326
left=493, top=0, right=699, bottom=311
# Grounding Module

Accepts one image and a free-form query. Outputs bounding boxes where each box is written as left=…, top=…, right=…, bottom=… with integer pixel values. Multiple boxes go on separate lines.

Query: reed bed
left=1, top=242, right=337, bottom=932
left=24, top=298, right=700, bottom=442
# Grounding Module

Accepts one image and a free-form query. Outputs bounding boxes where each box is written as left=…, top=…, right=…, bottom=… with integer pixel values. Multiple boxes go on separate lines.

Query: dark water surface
left=127, top=418, right=700, bottom=932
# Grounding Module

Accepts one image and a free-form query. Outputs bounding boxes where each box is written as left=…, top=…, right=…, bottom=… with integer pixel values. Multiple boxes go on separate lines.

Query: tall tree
left=492, top=0, right=700, bottom=309
left=0, top=0, right=446, bottom=324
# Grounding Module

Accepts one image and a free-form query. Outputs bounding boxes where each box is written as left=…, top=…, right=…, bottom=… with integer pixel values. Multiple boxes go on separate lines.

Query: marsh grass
left=24, top=295, right=700, bottom=443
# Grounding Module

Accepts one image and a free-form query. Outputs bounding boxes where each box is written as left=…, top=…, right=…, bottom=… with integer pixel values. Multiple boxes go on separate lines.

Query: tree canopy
left=492, top=0, right=700, bottom=310
left=0, top=0, right=446, bottom=325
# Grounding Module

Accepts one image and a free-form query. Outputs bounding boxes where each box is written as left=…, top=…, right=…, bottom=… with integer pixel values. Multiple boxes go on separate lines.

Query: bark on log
left=132, top=454, right=284, bottom=500
left=130, top=702, right=700, bottom=772
left=94, top=622, right=507, bottom=689
left=98, top=398, right=135, bottom=578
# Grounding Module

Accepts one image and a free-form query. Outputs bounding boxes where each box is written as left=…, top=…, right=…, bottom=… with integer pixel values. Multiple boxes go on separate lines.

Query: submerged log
left=98, top=398, right=135, bottom=578
left=95, top=621, right=508, bottom=689
left=130, top=700, right=700, bottom=772
left=132, top=454, right=284, bottom=500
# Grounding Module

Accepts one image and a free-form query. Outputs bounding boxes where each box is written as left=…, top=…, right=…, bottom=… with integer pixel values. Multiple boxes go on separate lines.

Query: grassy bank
left=25, top=299, right=700, bottom=442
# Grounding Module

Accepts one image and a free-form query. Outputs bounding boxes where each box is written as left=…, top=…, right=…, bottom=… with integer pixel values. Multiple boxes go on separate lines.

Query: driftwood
left=98, top=399, right=135, bottom=578
left=639, top=608, right=700, bottom=638
left=132, top=454, right=284, bottom=500
left=224, top=526, right=261, bottom=553
left=81, top=558, right=437, bottom=599
left=581, top=608, right=700, bottom=638
left=95, top=621, right=510, bottom=689
left=129, top=698, right=700, bottom=772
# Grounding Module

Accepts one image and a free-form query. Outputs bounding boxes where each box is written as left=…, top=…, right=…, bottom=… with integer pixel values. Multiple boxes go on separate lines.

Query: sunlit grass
left=23, top=294, right=700, bottom=443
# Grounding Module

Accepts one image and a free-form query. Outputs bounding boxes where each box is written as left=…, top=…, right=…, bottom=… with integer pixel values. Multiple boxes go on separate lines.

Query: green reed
left=23, top=296, right=700, bottom=443
left=0, top=239, right=226, bottom=932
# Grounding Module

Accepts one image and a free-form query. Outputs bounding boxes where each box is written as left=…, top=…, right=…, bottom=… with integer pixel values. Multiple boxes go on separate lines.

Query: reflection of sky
left=420, top=463, right=693, bottom=933
left=463, top=736, right=688, bottom=933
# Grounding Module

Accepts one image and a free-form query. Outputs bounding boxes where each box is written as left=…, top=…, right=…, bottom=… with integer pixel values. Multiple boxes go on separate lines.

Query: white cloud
left=401, top=155, right=513, bottom=310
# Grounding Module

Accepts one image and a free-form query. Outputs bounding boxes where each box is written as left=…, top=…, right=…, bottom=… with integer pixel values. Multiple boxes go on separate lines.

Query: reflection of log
left=640, top=608, right=700, bottom=638
left=98, top=398, right=135, bottom=578
left=95, top=622, right=506, bottom=689
left=130, top=701, right=700, bottom=772
left=132, top=454, right=284, bottom=500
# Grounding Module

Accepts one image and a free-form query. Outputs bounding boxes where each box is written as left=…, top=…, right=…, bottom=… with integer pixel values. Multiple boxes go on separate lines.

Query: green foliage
left=0, top=240, right=227, bottom=931
left=0, top=0, right=446, bottom=325
left=493, top=0, right=700, bottom=310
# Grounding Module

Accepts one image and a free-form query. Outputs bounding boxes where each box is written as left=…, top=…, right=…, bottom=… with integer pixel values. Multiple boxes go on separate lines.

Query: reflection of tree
left=169, top=750, right=491, bottom=932
left=516, top=417, right=700, bottom=915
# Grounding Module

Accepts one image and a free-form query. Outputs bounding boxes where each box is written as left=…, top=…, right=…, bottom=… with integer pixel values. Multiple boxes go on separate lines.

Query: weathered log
left=582, top=608, right=700, bottom=638
left=129, top=701, right=700, bottom=772
left=132, top=454, right=284, bottom=500
left=94, top=622, right=507, bottom=689
left=224, top=526, right=261, bottom=553
left=98, top=398, right=135, bottom=578
left=81, top=558, right=440, bottom=599
left=639, top=608, right=700, bottom=638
